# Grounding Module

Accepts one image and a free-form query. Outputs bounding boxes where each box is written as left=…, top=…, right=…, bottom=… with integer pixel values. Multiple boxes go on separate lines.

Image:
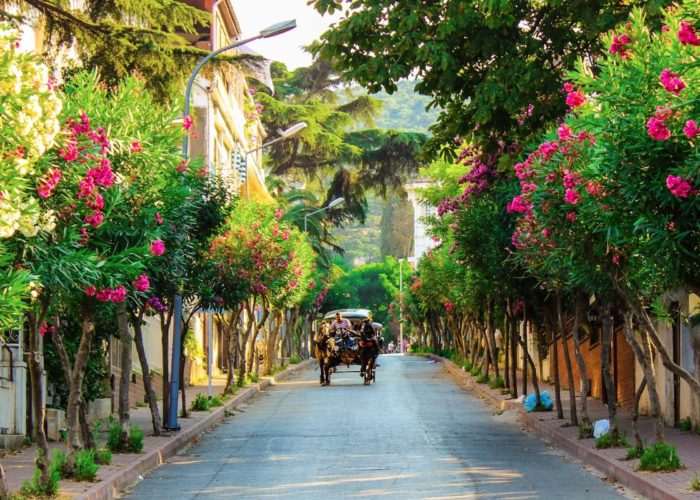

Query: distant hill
left=371, top=80, right=440, bottom=134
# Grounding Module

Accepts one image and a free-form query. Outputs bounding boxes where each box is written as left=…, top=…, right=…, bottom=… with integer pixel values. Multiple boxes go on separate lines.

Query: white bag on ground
left=593, top=419, right=610, bottom=438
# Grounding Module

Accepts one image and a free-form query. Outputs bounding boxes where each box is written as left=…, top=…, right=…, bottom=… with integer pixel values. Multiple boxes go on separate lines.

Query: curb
left=426, top=354, right=682, bottom=500
left=76, top=360, right=314, bottom=500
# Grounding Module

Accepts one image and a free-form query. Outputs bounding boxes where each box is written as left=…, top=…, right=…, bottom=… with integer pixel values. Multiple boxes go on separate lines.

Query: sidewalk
left=426, top=353, right=700, bottom=500
left=1, top=360, right=314, bottom=499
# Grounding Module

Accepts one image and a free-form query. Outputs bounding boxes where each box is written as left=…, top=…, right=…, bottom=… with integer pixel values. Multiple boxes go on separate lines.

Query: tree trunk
left=504, top=313, right=510, bottom=390
left=27, top=309, right=51, bottom=489
left=117, top=306, right=132, bottom=450
left=522, top=305, right=528, bottom=396
left=264, top=311, right=282, bottom=375
left=160, top=307, right=173, bottom=422
left=0, top=459, right=8, bottom=500
left=238, top=301, right=255, bottom=386
left=78, top=399, right=95, bottom=450
left=516, top=320, right=541, bottom=406
left=222, top=309, right=241, bottom=394
left=64, top=298, right=97, bottom=475
left=631, top=378, right=647, bottom=452
left=548, top=303, right=564, bottom=419
left=600, top=303, right=617, bottom=434
left=486, top=299, right=499, bottom=379
left=509, top=308, right=518, bottom=399
left=132, top=309, right=161, bottom=436
left=557, top=294, right=578, bottom=426
left=571, top=294, right=590, bottom=427
left=620, top=311, right=663, bottom=443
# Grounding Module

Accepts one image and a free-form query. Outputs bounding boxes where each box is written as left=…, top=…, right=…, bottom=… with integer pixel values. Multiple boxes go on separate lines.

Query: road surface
left=124, top=355, right=630, bottom=499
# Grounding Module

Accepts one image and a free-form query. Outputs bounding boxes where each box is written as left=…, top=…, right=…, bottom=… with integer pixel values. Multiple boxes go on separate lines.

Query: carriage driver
left=330, top=312, right=352, bottom=334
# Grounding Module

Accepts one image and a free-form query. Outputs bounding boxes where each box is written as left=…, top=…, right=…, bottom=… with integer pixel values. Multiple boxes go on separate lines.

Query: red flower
left=130, top=141, right=143, bottom=153
left=85, top=285, right=96, bottom=296
left=683, top=120, right=698, bottom=139
left=678, top=21, right=700, bottom=46
left=133, top=274, right=150, bottom=292
left=183, top=115, right=194, bottom=130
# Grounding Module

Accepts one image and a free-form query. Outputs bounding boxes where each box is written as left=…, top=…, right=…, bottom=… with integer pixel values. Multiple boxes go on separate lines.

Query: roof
left=323, top=309, right=372, bottom=321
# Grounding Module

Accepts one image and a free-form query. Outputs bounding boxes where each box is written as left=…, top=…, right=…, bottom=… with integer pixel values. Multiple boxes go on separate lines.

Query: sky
left=233, top=0, right=342, bottom=69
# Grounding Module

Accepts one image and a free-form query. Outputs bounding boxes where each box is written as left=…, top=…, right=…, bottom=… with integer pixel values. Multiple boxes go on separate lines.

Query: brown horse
left=313, top=323, right=341, bottom=385
left=358, top=322, right=379, bottom=385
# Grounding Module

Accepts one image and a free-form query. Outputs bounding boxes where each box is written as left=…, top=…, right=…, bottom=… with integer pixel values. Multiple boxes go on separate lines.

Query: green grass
left=690, top=474, right=700, bottom=492
left=679, top=417, right=692, bottom=432
left=189, top=393, right=211, bottom=412
left=638, top=443, right=682, bottom=471
left=595, top=432, right=630, bottom=449
left=475, top=373, right=490, bottom=384
left=488, top=376, right=505, bottom=389
left=106, top=417, right=144, bottom=453
left=626, top=445, right=644, bottom=460
left=289, top=354, right=303, bottom=364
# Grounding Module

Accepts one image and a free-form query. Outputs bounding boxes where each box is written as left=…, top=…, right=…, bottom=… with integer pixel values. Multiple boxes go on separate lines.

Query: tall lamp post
left=241, top=122, right=307, bottom=199
left=302, top=197, right=344, bottom=357
left=165, top=19, right=297, bottom=432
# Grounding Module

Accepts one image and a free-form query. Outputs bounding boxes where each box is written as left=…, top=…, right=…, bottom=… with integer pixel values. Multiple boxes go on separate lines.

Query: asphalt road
left=124, top=355, right=630, bottom=499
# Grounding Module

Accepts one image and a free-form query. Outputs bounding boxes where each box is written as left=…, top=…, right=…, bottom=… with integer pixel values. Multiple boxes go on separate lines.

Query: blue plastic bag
left=523, top=391, right=554, bottom=412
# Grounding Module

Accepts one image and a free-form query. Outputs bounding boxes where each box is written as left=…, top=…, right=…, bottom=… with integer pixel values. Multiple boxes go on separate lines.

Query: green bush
left=95, top=448, right=112, bottom=465
left=462, top=360, right=473, bottom=372
left=488, top=376, right=505, bottom=389
left=690, top=474, right=700, bottom=492
left=595, top=432, right=630, bottom=449
left=128, top=426, right=144, bottom=453
left=679, top=417, right=692, bottom=432
left=106, top=417, right=144, bottom=453
left=626, top=445, right=644, bottom=460
left=439, top=348, right=456, bottom=360
left=639, top=443, right=682, bottom=471
left=289, top=354, right=302, bottom=364
left=469, top=366, right=481, bottom=377
left=209, top=395, right=224, bottom=408
left=73, top=449, right=100, bottom=482
left=246, top=374, right=259, bottom=384
left=20, top=449, right=62, bottom=496
left=189, top=393, right=211, bottom=412
left=475, top=373, right=489, bottom=384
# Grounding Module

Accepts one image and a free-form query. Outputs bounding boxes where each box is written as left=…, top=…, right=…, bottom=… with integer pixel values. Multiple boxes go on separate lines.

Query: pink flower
left=678, top=21, right=700, bottom=46
left=155, top=212, right=164, bottom=224
left=85, top=285, right=96, bottom=296
left=564, top=188, right=580, bottom=204
left=84, top=210, right=104, bottom=227
left=130, top=141, right=143, bottom=153
left=612, top=254, right=620, bottom=265
left=668, top=220, right=676, bottom=231
left=96, top=288, right=112, bottom=302
left=133, top=274, right=150, bottom=292
left=566, top=211, right=577, bottom=222
left=565, top=88, right=586, bottom=109
left=542, top=228, right=551, bottom=238
left=557, top=123, right=572, bottom=141
left=647, top=116, right=671, bottom=140
left=281, top=228, right=290, bottom=240
left=183, top=115, right=193, bottom=130
left=683, top=120, right=699, bottom=139
left=150, top=239, right=165, bottom=256
left=585, top=181, right=602, bottom=196
left=58, top=142, right=79, bottom=162
left=507, top=196, right=531, bottom=214
left=659, top=69, right=685, bottom=95
left=444, top=301, right=453, bottom=312
left=274, top=208, right=283, bottom=219
left=609, top=33, right=632, bottom=59
left=176, top=160, right=187, bottom=172
left=37, top=167, right=62, bottom=198
left=563, top=82, right=574, bottom=92
left=666, top=175, right=692, bottom=198
left=110, top=286, right=127, bottom=303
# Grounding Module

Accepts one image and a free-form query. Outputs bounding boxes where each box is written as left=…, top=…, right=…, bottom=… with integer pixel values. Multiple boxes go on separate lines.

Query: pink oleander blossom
left=565, top=88, right=585, bottom=109
left=96, top=288, right=112, bottom=301
left=612, top=254, right=620, bottom=265
left=566, top=211, right=577, bottom=222
left=274, top=208, right=283, bottom=219
left=683, top=120, right=699, bottom=139
left=155, top=212, right=164, bottom=224
left=110, top=286, right=127, bottom=303
left=130, top=141, right=143, bottom=153
left=542, top=228, right=551, bottom=238
left=557, top=123, right=572, bottom=141
left=37, top=167, right=62, bottom=198
left=133, top=274, right=150, bottom=292
left=647, top=116, right=671, bottom=140
left=659, top=69, right=685, bottom=95
left=609, top=33, right=632, bottom=58
left=564, top=188, right=580, bottom=204
left=444, top=301, right=453, bottom=312
left=150, top=239, right=165, bottom=256
left=507, top=196, right=531, bottom=214
left=85, top=285, right=96, bottom=296
left=666, top=175, right=693, bottom=198
left=678, top=21, right=700, bottom=46
left=84, top=210, right=104, bottom=227
left=183, top=115, right=193, bottom=130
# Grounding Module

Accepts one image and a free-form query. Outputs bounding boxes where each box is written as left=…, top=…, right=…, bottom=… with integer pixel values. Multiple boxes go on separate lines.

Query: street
left=124, top=355, right=629, bottom=499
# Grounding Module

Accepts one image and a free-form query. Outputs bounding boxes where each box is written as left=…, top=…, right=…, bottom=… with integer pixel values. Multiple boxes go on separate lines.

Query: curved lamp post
left=165, top=19, right=297, bottom=432
left=303, top=197, right=344, bottom=233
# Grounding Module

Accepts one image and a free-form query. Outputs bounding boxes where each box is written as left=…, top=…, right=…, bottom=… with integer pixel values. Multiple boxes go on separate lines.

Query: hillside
left=371, top=80, right=440, bottom=134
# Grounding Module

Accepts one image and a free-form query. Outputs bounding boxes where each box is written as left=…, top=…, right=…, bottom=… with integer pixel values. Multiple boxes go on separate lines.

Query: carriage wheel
left=372, top=369, right=376, bottom=383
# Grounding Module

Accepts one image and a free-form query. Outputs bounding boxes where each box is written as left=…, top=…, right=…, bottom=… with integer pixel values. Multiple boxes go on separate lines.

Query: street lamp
left=303, top=197, right=344, bottom=233
left=399, top=258, right=404, bottom=354
left=241, top=122, right=307, bottom=199
left=165, top=18, right=297, bottom=432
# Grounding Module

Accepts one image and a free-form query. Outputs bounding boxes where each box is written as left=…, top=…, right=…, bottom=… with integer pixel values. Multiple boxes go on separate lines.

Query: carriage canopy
left=322, top=309, right=372, bottom=322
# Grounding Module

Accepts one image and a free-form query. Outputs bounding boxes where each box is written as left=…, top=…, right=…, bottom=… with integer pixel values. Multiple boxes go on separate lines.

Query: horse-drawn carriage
left=313, top=309, right=380, bottom=386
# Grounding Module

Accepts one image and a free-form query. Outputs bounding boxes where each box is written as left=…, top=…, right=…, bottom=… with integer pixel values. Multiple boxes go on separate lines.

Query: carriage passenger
left=330, top=312, right=352, bottom=333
